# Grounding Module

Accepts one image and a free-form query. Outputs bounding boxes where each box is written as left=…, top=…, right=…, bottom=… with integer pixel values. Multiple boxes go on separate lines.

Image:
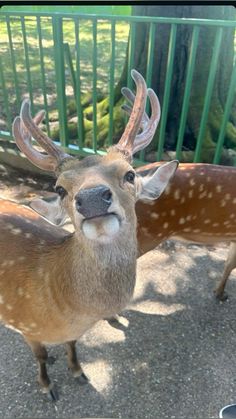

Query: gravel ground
left=0, top=163, right=236, bottom=419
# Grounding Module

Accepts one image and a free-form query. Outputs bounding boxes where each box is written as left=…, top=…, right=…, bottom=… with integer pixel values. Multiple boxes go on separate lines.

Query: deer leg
left=27, top=340, right=59, bottom=401
left=65, top=340, right=88, bottom=384
left=215, top=242, right=236, bottom=301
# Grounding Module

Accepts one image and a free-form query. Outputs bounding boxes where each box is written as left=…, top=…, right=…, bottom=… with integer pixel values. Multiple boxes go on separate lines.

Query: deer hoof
left=46, top=384, right=59, bottom=402
left=75, top=372, right=89, bottom=385
left=214, top=289, right=228, bottom=302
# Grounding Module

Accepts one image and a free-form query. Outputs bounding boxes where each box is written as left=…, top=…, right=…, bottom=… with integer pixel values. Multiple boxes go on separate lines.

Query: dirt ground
left=0, top=162, right=236, bottom=419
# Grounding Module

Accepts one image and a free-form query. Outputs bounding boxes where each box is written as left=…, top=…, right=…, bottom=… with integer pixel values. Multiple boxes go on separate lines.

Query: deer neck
left=54, top=220, right=138, bottom=318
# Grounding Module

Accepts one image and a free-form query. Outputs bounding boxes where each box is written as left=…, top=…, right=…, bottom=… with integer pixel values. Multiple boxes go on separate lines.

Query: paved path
left=0, top=163, right=236, bottom=418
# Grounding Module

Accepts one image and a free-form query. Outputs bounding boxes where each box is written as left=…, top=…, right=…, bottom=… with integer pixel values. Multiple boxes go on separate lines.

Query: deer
left=36, top=86, right=236, bottom=304
left=121, top=86, right=236, bottom=302
left=0, top=69, right=178, bottom=401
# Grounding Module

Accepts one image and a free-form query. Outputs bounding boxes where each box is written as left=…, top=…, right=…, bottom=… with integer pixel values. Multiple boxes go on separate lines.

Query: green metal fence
left=0, top=11, right=236, bottom=165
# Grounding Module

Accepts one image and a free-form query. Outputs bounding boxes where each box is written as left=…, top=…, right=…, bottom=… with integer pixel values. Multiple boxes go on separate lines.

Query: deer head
left=13, top=70, right=178, bottom=244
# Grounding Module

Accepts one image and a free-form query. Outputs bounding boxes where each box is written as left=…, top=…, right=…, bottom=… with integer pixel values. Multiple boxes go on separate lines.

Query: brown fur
left=0, top=151, right=140, bottom=398
left=136, top=162, right=236, bottom=299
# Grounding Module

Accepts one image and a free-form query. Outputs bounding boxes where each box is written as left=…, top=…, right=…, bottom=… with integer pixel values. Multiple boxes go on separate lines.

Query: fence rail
left=0, top=11, right=236, bottom=166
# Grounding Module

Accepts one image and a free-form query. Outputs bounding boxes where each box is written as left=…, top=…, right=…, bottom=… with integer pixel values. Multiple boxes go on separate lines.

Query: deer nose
left=75, top=185, right=113, bottom=218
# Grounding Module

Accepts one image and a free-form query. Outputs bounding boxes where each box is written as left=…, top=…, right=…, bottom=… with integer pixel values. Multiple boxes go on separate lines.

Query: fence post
left=52, top=15, right=68, bottom=148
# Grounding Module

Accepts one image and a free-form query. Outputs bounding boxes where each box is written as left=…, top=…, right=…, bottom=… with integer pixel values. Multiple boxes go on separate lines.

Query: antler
left=121, top=83, right=161, bottom=155
left=114, top=69, right=148, bottom=158
left=12, top=99, right=71, bottom=172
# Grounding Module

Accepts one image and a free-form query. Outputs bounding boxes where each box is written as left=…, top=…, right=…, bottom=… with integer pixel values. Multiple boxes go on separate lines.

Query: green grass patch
left=0, top=11, right=130, bottom=139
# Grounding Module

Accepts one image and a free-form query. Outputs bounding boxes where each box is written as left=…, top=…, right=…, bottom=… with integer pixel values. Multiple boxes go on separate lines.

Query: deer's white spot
left=199, top=184, right=204, bottom=192
left=12, top=228, right=21, bottom=235
left=25, top=294, right=31, bottom=299
left=179, top=218, right=185, bottom=225
left=188, top=190, right=193, bottom=198
left=216, top=185, right=222, bottom=192
left=189, top=179, right=195, bottom=186
left=163, top=222, right=169, bottom=229
left=25, top=233, right=32, bottom=239
left=193, top=229, right=201, bottom=233
left=30, top=322, right=37, bottom=328
left=174, top=189, right=180, bottom=200
left=170, top=209, right=175, bottom=216
left=6, top=304, right=13, bottom=311
left=225, top=193, right=231, bottom=200
left=141, top=227, right=150, bottom=236
left=208, top=192, right=213, bottom=198
left=230, top=214, right=235, bottom=219
left=199, top=191, right=207, bottom=199
left=0, top=295, right=4, bottom=304
left=186, top=215, right=192, bottom=221
left=204, top=219, right=211, bottom=224
left=18, top=256, right=26, bottom=262
left=180, top=197, right=186, bottom=204
left=220, top=200, right=226, bottom=207
left=183, top=228, right=191, bottom=232
left=213, top=223, right=219, bottom=227
left=207, top=176, right=211, bottom=182
left=150, top=212, right=159, bottom=219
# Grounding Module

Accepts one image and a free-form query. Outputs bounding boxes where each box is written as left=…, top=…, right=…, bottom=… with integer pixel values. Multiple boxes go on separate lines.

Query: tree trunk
left=63, top=5, right=236, bottom=163
left=130, top=5, right=236, bottom=162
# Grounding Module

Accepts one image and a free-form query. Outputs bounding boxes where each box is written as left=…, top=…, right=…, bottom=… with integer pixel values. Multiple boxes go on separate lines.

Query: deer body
left=0, top=199, right=136, bottom=344
left=136, top=162, right=236, bottom=298
left=0, top=70, right=178, bottom=399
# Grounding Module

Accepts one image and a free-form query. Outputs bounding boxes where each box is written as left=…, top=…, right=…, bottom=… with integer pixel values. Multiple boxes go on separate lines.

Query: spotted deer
left=30, top=85, right=236, bottom=316
left=121, top=86, right=236, bottom=300
left=0, top=70, right=178, bottom=400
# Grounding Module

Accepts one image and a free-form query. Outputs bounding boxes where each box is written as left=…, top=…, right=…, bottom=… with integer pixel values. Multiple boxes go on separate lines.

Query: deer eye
left=55, top=185, right=67, bottom=199
left=124, top=171, right=135, bottom=184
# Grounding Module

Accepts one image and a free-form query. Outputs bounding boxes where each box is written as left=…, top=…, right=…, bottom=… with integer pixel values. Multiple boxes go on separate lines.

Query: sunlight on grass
left=0, top=14, right=130, bottom=130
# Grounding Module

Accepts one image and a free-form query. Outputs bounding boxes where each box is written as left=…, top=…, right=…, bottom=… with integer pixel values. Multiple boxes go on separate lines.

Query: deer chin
left=81, top=213, right=121, bottom=242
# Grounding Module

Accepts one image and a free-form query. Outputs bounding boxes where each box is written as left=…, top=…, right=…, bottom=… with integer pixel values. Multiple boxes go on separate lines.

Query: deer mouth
left=81, top=213, right=121, bottom=241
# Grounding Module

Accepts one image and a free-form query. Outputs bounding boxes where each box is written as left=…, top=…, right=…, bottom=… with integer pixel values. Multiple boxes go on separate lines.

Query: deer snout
left=75, top=185, right=113, bottom=218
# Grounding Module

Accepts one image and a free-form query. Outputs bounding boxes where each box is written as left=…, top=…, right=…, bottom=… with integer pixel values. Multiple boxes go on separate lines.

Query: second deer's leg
left=27, top=340, right=59, bottom=401
left=65, top=340, right=88, bottom=384
left=215, top=242, right=236, bottom=301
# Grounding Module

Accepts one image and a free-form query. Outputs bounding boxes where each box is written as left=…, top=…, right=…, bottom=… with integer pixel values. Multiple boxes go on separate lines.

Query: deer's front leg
left=65, top=340, right=88, bottom=384
left=27, top=340, right=59, bottom=401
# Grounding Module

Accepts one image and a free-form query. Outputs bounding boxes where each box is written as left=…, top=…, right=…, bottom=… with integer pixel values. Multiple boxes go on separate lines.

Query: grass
left=0, top=13, right=130, bottom=133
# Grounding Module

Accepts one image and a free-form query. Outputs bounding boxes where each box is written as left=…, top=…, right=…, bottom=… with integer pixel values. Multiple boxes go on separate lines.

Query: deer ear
left=29, top=196, right=69, bottom=226
left=136, top=160, right=178, bottom=202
